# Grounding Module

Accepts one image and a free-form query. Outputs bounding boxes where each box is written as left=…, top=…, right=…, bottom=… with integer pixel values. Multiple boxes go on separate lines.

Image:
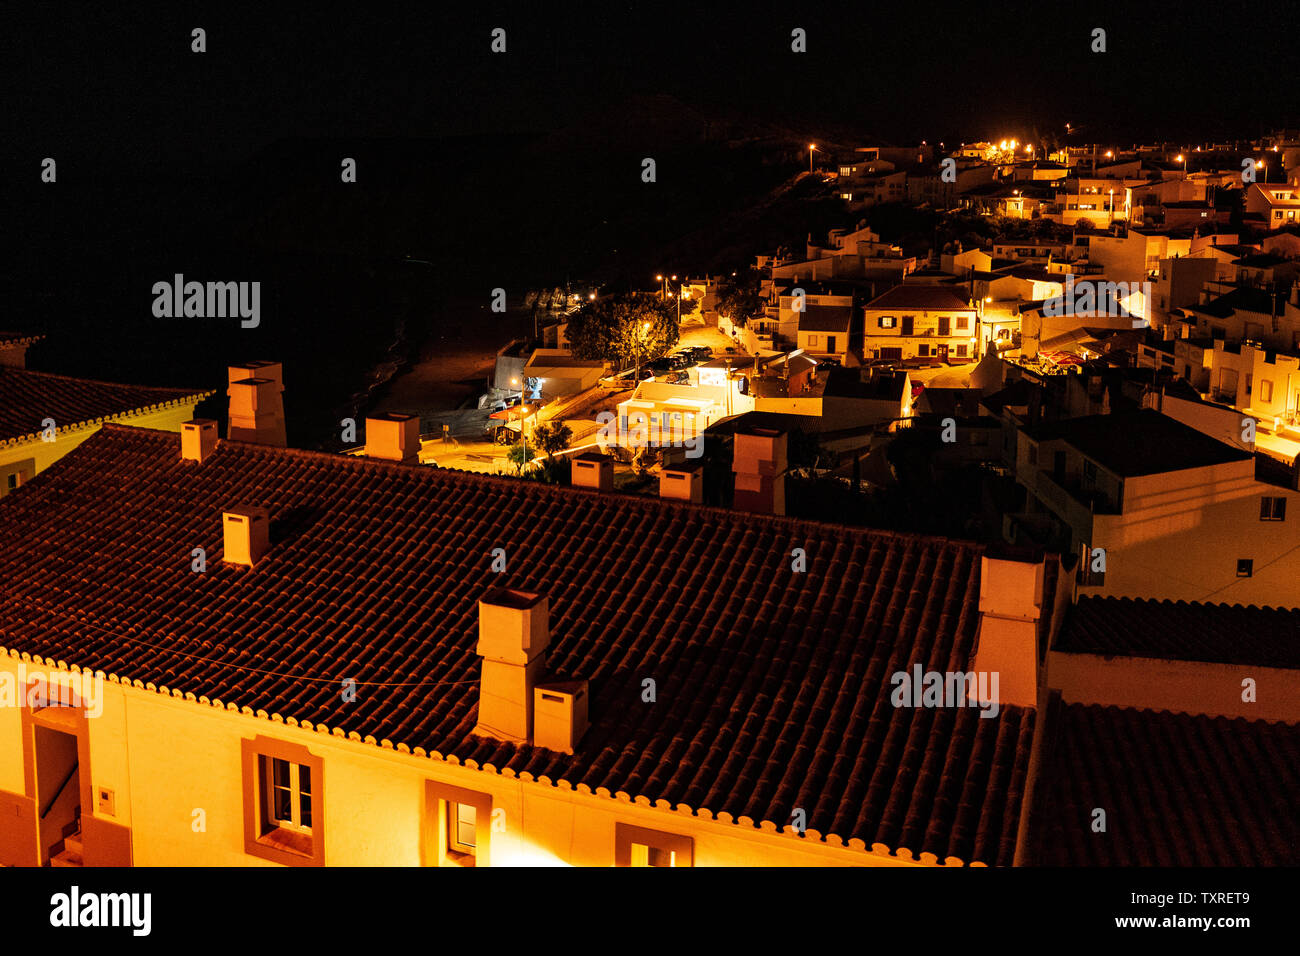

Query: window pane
left=456, top=803, right=476, bottom=848
left=300, top=791, right=312, bottom=829
left=274, top=785, right=292, bottom=822
left=647, top=846, right=674, bottom=867
left=299, top=764, right=311, bottom=796
left=274, top=758, right=290, bottom=789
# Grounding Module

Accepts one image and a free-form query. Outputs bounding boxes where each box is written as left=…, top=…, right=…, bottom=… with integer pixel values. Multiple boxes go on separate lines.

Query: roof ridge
left=0, top=365, right=208, bottom=397
left=95, top=423, right=988, bottom=553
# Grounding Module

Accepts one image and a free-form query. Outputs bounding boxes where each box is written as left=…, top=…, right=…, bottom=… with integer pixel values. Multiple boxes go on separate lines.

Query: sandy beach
left=367, top=301, right=537, bottom=415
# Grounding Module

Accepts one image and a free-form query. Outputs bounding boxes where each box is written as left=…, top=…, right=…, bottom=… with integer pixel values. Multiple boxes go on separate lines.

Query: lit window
left=425, top=781, right=492, bottom=867
left=1259, top=380, right=1274, bottom=402
left=1237, top=559, right=1254, bottom=578
left=807, top=334, right=819, bottom=347
left=242, top=737, right=324, bottom=865
left=448, top=803, right=476, bottom=856
left=879, top=315, right=896, bottom=328
left=615, top=823, right=693, bottom=867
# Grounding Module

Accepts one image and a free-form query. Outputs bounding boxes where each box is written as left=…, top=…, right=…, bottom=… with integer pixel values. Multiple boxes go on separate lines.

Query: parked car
left=647, top=358, right=675, bottom=375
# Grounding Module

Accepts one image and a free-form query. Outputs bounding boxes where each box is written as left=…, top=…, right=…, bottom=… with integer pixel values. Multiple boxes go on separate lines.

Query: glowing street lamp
left=809, top=144, right=816, bottom=174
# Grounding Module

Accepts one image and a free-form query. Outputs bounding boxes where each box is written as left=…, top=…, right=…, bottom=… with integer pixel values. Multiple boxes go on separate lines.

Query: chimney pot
left=571, top=452, right=614, bottom=491
left=474, top=588, right=550, bottom=743
left=971, top=552, right=1046, bottom=708
left=533, top=680, right=589, bottom=754
left=227, top=362, right=286, bottom=447
left=365, top=412, right=421, bottom=463
left=222, top=506, right=271, bottom=567
left=181, top=419, right=218, bottom=463
left=731, top=425, right=789, bottom=515
left=659, top=460, right=705, bottom=503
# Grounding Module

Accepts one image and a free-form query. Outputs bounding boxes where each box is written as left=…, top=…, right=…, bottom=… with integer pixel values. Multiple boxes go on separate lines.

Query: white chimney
left=181, top=419, right=218, bottom=463
left=571, top=452, right=614, bottom=491
left=971, top=551, right=1045, bottom=708
left=732, top=425, right=788, bottom=515
left=365, top=413, right=421, bottom=463
left=473, top=588, right=550, bottom=743
left=227, top=362, right=286, bottom=447
left=533, top=680, right=589, bottom=754
left=222, top=506, right=271, bottom=567
left=659, top=461, right=705, bottom=503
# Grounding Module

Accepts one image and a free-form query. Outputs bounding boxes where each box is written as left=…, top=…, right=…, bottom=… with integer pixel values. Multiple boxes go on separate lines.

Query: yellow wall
left=0, top=656, right=927, bottom=867
left=1086, top=462, right=1300, bottom=604
left=1049, top=651, right=1300, bottom=723
left=0, top=403, right=203, bottom=484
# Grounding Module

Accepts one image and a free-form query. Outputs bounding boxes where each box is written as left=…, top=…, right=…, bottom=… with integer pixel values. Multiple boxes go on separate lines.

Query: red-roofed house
left=862, top=285, right=978, bottom=362
left=0, top=365, right=213, bottom=498
left=0, top=423, right=1050, bottom=867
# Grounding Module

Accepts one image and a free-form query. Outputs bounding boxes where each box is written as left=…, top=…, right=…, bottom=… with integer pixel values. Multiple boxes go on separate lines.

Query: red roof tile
left=1027, top=701, right=1300, bottom=865
left=0, top=367, right=211, bottom=444
left=0, top=423, right=1034, bottom=864
left=864, top=285, right=974, bottom=312
left=1058, top=597, right=1300, bottom=667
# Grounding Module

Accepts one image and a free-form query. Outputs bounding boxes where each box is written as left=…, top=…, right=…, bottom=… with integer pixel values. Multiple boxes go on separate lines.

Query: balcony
left=1034, top=469, right=1116, bottom=533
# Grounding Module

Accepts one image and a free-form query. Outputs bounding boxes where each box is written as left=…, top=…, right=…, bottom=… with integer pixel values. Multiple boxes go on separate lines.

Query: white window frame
left=264, top=756, right=313, bottom=834
left=448, top=802, right=477, bottom=856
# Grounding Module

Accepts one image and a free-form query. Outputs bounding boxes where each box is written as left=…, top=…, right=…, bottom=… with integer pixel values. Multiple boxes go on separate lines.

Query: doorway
left=35, top=726, right=81, bottom=866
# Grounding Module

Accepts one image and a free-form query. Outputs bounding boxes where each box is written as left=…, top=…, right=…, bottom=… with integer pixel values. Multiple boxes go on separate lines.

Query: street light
left=808, top=144, right=816, bottom=174
left=656, top=274, right=665, bottom=298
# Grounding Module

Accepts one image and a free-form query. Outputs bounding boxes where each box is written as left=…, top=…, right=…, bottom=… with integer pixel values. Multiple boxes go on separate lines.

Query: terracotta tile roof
left=1058, top=597, right=1300, bottom=667
left=0, top=331, right=44, bottom=348
left=0, top=367, right=212, bottom=444
left=797, top=304, right=853, bottom=333
left=1027, top=701, right=1300, bottom=865
left=865, top=285, right=974, bottom=312
left=0, top=423, right=1035, bottom=865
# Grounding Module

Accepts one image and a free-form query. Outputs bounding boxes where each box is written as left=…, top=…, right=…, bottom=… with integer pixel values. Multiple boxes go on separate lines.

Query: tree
left=532, top=421, right=573, bottom=457
left=564, top=293, right=679, bottom=369
left=505, top=442, right=534, bottom=473
left=715, top=266, right=763, bottom=327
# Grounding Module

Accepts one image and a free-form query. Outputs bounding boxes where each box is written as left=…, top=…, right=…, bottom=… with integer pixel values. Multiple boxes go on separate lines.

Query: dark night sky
left=1, top=2, right=1298, bottom=447
left=4, top=1, right=1298, bottom=175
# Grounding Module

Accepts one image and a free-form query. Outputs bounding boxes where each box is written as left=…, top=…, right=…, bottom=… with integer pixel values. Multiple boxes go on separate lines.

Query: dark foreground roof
left=1026, top=409, right=1251, bottom=477
left=1028, top=701, right=1300, bottom=865
left=1058, top=597, right=1300, bottom=667
left=0, top=423, right=1034, bottom=864
left=0, top=366, right=210, bottom=444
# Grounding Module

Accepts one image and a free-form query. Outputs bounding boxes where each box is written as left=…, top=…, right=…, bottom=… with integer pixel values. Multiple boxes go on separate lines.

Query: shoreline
left=365, top=301, right=537, bottom=415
